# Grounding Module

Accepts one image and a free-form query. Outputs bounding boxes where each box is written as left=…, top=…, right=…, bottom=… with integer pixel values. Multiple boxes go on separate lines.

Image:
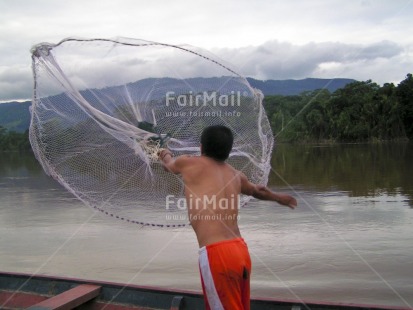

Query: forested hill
left=247, top=78, right=355, bottom=95
left=1, top=75, right=412, bottom=144
left=264, top=74, right=413, bottom=142
left=0, top=77, right=354, bottom=133
left=0, top=101, right=31, bottom=132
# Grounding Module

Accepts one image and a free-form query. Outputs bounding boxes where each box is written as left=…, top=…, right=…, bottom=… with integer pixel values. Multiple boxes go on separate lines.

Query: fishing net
left=29, top=37, right=274, bottom=227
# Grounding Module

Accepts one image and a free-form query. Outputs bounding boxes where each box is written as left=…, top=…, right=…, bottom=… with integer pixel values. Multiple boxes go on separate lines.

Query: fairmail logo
left=165, top=91, right=242, bottom=107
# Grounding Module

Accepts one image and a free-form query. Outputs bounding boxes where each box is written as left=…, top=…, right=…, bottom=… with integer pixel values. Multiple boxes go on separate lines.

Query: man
left=159, top=125, right=297, bottom=310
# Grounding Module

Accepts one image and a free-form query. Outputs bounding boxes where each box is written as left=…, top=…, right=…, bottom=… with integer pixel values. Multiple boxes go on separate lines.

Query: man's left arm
left=240, top=172, right=297, bottom=209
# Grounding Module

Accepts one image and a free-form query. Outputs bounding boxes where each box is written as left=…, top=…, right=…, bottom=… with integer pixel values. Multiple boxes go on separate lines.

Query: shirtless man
left=159, top=125, right=297, bottom=310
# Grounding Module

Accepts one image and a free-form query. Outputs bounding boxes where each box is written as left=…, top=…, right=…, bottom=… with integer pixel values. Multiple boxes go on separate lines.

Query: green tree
left=396, top=73, right=413, bottom=139
left=330, top=80, right=380, bottom=141
left=302, top=89, right=332, bottom=141
left=0, top=126, right=32, bottom=152
left=373, top=83, right=405, bottom=140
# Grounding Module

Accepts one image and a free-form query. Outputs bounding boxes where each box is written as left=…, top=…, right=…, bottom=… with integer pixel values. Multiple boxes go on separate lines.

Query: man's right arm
left=159, top=149, right=178, bottom=173
left=240, top=172, right=297, bottom=209
left=159, top=149, right=191, bottom=174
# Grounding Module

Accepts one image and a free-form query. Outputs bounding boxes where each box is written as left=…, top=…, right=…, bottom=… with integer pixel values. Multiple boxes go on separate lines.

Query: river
left=0, top=143, right=412, bottom=308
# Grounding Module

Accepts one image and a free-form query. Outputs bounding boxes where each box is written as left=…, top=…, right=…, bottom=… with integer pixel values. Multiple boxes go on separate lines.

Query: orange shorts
left=198, top=238, right=251, bottom=310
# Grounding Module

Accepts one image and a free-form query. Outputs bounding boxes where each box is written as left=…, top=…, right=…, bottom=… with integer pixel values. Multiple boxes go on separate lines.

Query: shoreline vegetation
left=1, top=74, right=412, bottom=152
left=265, top=73, right=413, bottom=143
left=0, top=127, right=30, bottom=152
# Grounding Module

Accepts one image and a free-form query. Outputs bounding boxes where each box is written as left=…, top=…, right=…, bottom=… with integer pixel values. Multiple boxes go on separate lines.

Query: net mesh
left=29, top=37, right=274, bottom=227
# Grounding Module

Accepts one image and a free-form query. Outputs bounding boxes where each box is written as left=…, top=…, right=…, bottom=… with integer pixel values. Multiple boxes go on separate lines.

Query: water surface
left=0, top=144, right=412, bottom=308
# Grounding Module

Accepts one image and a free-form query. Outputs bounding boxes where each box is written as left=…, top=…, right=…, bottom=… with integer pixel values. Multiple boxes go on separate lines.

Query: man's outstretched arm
left=240, top=172, right=297, bottom=209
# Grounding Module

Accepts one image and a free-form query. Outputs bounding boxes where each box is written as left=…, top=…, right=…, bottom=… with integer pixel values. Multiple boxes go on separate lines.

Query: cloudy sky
left=0, top=0, right=412, bottom=101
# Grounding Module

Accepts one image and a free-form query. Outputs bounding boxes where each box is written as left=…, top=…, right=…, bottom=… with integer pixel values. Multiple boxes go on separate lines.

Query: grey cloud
left=0, top=39, right=408, bottom=102
left=214, top=40, right=405, bottom=81
left=0, top=65, right=33, bottom=101
left=358, top=40, right=403, bottom=59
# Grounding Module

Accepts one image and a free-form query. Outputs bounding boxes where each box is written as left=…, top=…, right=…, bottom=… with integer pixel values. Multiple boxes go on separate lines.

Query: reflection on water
left=271, top=143, right=413, bottom=204
left=0, top=144, right=413, bottom=308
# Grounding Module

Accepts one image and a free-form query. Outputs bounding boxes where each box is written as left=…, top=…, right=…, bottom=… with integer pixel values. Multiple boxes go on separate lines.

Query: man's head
left=200, top=125, right=233, bottom=161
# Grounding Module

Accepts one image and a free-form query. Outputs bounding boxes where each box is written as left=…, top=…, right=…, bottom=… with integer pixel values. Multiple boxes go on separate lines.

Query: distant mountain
left=0, top=101, right=31, bottom=132
left=0, top=77, right=355, bottom=132
left=247, top=77, right=355, bottom=96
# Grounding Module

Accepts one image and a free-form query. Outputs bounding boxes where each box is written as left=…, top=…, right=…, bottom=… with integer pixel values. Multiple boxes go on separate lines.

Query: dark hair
left=200, top=125, right=233, bottom=161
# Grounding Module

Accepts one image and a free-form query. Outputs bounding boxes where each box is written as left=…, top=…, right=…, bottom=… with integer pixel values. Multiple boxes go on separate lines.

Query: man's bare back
left=171, top=155, right=242, bottom=247
left=160, top=152, right=297, bottom=247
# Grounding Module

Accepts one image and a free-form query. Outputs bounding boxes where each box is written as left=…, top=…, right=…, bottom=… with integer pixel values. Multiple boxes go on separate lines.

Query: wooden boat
left=0, top=271, right=410, bottom=310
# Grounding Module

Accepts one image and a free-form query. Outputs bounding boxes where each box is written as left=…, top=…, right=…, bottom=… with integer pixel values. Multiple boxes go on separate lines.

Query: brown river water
left=0, top=143, right=412, bottom=308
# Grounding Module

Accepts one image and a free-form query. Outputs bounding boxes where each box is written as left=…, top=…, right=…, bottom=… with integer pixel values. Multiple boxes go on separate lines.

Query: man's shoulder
left=177, top=155, right=241, bottom=172
left=174, top=154, right=202, bottom=167
left=176, top=154, right=199, bottom=162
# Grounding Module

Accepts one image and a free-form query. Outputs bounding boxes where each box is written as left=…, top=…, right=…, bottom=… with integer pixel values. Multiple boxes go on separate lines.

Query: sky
left=0, top=0, right=412, bottom=102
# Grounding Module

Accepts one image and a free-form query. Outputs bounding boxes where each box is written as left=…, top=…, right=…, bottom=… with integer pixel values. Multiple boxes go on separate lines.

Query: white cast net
left=29, top=38, right=274, bottom=227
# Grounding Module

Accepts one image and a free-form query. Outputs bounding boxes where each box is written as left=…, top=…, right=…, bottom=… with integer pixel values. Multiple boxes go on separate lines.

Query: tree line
left=1, top=73, right=412, bottom=152
left=264, top=73, right=413, bottom=142
left=0, top=127, right=31, bottom=152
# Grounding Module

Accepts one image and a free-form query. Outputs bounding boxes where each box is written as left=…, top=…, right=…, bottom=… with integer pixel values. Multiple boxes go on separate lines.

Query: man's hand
left=158, top=148, right=174, bottom=172
left=158, top=148, right=172, bottom=161
left=275, top=192, right=297, bottom=209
